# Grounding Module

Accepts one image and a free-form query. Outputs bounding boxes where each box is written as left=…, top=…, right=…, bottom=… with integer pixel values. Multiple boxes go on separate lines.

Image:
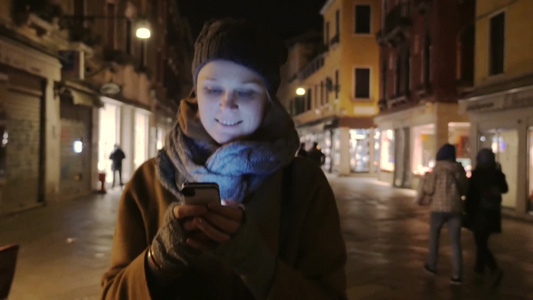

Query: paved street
left=1, top=176, right=533, bottom=300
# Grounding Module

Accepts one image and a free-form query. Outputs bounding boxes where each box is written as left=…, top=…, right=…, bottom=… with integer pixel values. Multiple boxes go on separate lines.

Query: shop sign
left=503, top=87, right=533, bottom=109
left=461, top=85, right=533, bottom=113
left=460, top=96, right=503, bottom=113
left=0, top=39, right=54, bottom=79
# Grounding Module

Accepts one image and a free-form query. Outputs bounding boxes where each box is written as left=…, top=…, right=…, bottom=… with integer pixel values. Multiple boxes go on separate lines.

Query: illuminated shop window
left=479, top=128, right=518, bottom=208
left=528, top=128, right=533, bottom=212
left=349, top=129, right=370, bottom=172
left=380, top=129, right=394, bottom=171
left=449, top=122, right=471, bottom=177
left=412, top=124, right=435, bottom=176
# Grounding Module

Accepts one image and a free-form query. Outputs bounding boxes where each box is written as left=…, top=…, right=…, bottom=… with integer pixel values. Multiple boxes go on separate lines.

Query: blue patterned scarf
left=157, top=96, right=299, bottom=203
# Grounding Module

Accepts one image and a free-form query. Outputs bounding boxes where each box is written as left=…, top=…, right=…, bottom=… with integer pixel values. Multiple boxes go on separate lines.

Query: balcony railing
left=300, top=53, right=325, bottom=80
left=377, top=3, right=412, bottom=46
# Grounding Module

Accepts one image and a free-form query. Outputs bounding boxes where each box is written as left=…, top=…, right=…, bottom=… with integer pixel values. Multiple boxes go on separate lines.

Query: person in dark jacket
left=109, top=144, right=126, bottom=187
left=465, top=148, right=507, bottom=287
left=307, top=142, right=325, bottom=166
left=296, top=142, right=307, bottom=157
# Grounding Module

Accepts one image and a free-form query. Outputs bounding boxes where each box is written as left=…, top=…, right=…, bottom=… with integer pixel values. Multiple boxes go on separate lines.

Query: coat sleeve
left=267, top=162, right=347, bottom=299
left=498, top=171, right=509, bottom=194
left=455, top=165, right=469, bottom=196
left=423, top=172, right=436, bottom=195
left=101, top=170, right=153, bottom=299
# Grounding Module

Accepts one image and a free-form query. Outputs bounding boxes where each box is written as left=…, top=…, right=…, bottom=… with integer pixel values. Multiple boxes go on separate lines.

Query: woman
left=422, top=143, right=468, bottom=284
left=101, top=19, right=347, bottom=300
left=465, top=148, right=507, bottom=287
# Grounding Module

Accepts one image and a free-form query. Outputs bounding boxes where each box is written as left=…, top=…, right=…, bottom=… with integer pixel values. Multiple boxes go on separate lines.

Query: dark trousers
left=427, top=212, right=463, bottom=278
left=112, top=168, right=123, bottom=187
left=473, top=231, right=497, bottom=272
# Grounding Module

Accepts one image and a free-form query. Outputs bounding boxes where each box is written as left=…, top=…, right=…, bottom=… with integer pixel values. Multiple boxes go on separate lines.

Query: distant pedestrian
left=420, top=143, right=468, bottom=284
left=307, top=142, right=325, bottom=166
left=296, top=142, right=307, bottom=157
left=465, top=148, right=507, bottom=287
left=109, top=144, right=126, bottom=187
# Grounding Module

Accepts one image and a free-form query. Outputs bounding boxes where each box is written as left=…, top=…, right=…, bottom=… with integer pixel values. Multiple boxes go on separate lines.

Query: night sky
left=176, top=0, right=327, bottom=40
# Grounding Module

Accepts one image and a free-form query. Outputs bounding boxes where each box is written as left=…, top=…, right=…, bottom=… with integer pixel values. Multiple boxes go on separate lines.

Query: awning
left=60, top=87, right=103, bottom=108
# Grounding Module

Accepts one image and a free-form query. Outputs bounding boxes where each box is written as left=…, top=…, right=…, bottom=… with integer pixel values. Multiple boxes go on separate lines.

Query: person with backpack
left=465, top=148, right=507, bottom=287
left=421, top=143, right=468, bottom=284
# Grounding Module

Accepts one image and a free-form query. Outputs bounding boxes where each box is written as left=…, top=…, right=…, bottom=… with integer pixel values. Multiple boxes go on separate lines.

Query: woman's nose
left=220, top=91, right=238, bottom=109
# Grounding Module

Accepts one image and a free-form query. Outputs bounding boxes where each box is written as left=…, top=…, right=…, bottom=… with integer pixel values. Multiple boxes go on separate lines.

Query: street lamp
left=296, top=87, right=306, bottom=96
left=135, top=20, right=151, bottom=39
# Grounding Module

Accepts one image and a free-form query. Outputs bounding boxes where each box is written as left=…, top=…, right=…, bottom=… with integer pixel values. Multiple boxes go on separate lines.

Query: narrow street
left=1, top=176, right=532, bottom=300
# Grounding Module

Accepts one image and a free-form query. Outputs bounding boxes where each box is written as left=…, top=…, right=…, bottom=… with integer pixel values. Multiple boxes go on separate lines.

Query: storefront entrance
left=479, top=128, right=518, bottom=208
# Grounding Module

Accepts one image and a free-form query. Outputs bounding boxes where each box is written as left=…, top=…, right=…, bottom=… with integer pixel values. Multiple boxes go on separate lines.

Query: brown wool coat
left=101, top=157, right=347, bottom=299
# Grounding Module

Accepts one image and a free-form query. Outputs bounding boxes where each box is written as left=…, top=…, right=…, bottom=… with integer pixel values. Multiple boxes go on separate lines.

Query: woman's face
left=196, top=60, right=269, bottom=144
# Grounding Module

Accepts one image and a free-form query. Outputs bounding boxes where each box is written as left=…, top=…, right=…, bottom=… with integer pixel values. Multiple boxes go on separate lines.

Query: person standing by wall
left=109, top=144, right=126, bottom=187
left=465, top=148, right=507, bottom=288
left=421, top=143, right=468, bottom=284
left=307, top=142, right=325, bottom=166
left=296, top=142, right=307, bottom=157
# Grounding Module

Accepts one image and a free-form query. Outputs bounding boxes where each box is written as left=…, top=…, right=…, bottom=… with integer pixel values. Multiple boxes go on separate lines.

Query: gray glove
left=151, top=202, right=198, bottom=276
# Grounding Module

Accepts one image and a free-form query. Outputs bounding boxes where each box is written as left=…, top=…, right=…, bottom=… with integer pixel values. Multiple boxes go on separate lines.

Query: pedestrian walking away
left=101, top=18, right=347, bottom=300
left=296, top=142, right=307, bottom=157
left=420, top=143, right=468, bottom=284
left=307, top=142, right=325, bottom=166
left=464, top=148, right=507, bottom=288
left=109, top=144, right=126, bottom=187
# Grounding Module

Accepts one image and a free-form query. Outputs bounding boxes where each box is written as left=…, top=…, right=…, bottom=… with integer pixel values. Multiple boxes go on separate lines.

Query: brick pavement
left=0, top=177, right=532, bottom=299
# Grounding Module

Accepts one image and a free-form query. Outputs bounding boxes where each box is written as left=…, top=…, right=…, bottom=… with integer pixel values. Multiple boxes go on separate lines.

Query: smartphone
left=181, top=182, right=221, bottom=205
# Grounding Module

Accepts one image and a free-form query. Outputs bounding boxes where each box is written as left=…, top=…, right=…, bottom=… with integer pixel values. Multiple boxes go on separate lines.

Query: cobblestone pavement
left=1, top=177, right=533, bottom=299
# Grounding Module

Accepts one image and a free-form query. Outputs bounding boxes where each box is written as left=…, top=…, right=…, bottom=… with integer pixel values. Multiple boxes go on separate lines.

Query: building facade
left=278, top=0, right=382, bottom=175
left=459, top=0, right=533, bottom=219
left=373, top=0, right=474, bottom=188
left=0, top=0, right=193, bottom=215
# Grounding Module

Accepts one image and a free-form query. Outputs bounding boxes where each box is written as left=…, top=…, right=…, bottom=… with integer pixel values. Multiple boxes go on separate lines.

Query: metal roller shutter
left=2, top=88, right=42, bottom=213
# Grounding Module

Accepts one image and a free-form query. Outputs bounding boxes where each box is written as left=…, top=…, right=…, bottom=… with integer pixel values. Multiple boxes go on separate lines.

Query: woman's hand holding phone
left=181, top=201, right=244, bottom=251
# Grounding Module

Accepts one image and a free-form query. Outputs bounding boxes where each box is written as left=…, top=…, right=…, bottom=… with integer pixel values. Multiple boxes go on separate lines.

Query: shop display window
left=479, top=129, right=518, bottom=208
left=380, top=129, right=394, bottom=171
left=449, top=122, right=471, bottom=177
left=332, top=129, right=341, bottom=173
left=527, top=127, right=533, bottom=212
left=98, top=103, right=119, bottom=182
left=322, top=131, right=332, bottom=172
left=373, top=130, right=380, bottom=171
left=411, top=124, right=435, bottom=176
left=349, top=129, right=370, bottom=172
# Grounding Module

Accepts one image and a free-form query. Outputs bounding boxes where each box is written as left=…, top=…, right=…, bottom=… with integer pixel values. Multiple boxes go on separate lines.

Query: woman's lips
left=215, top=119, right=242, bottom=126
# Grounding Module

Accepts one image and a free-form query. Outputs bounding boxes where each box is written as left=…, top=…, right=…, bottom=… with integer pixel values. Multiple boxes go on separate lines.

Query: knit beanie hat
left=436, top=143, right=456, bottom=161
left=191, top=18, right=288, bottom=97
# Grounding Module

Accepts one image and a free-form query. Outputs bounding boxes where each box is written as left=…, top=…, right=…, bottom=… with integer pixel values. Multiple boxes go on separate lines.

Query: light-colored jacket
left=101, top=157, right=347, bottom=299
left=423, top=161, right=468, bottom=213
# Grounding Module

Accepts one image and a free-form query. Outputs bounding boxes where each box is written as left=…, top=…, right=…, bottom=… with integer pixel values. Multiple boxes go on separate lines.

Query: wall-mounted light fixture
left=73, top=139, right=83, bottom=153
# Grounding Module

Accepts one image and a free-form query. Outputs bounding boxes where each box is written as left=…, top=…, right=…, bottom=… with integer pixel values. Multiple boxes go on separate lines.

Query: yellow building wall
left=285, top=0, right=382, bottom=125
left=340, top=0, right=381, bottom=117
left=475, top=0, right=533, bottom=86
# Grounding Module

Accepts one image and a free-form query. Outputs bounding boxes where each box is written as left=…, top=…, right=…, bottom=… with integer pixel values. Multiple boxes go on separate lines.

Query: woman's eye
left=204, top=87, right=223, bottom=95
left=237, top=90, right=256, bottom=98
